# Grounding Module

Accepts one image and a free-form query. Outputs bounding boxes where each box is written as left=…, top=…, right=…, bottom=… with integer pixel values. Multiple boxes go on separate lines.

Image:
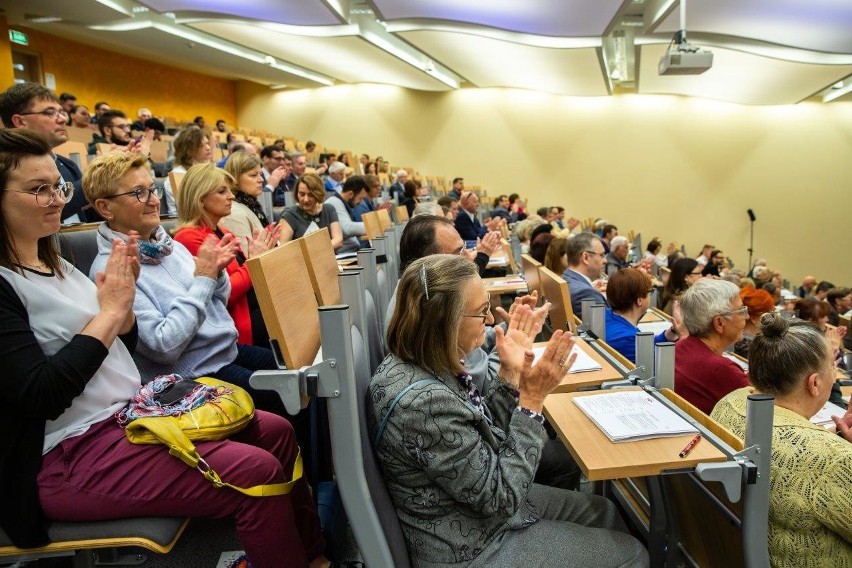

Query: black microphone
left=747, top=209, right=756, bottom=222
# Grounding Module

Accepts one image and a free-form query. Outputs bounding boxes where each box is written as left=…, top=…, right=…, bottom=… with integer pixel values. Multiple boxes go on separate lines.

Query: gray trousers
left=471, top=484, right=649, bottom=568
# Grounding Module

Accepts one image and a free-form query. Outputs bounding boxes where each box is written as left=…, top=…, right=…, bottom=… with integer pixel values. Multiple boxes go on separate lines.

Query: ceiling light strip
left=823, top=80, right=852, bottom=103
left=385, top=20, right=601, bottom=49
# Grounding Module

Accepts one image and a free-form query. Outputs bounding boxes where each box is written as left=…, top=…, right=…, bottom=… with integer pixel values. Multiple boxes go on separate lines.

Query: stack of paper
left=573, top=391, right=698, bottom=442
left=532, top=344, right=602, bottom=374
left=637, top=321, right=672, bottom=335
left=810, top=400, right=847, bottom=429
left=722, top=352, right=749, bottom=371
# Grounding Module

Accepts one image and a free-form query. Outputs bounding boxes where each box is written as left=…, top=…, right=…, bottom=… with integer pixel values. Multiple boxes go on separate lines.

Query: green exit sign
left=9, top=30, right=28, bottom=46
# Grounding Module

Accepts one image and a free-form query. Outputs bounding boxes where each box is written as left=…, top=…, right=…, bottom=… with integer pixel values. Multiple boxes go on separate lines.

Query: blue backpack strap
left=374, top=378, right=441, bottom=447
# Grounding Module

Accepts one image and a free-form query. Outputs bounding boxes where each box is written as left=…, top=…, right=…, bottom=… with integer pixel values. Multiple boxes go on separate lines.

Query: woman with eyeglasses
left=711, top=313, right=852, bottom=567
left=0, top=130, right=326, bottom=567
left=85, top=155, right=288, bottom=418
left=605, top=268, right=687, bottom=363
left=673, top=279, right=750, bottom=414
left=661, top=258, right=702, bottom=315
left=368, top=254, right=649, bottom=568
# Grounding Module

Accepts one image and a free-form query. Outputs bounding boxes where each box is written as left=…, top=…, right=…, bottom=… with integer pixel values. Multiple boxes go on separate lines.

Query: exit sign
left=9, top=30, right=28, bottom=46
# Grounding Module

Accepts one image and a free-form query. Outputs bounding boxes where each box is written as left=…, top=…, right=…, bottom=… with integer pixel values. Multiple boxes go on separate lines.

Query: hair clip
left=420, top=263, right=430, bottom=300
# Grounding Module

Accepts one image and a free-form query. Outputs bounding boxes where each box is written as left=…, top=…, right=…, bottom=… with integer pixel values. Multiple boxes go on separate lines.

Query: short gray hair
left=566, top=232, right=601, bottom=266
left=611, top=236, right=629, bottom=249
left=329, top=161, right=346, bottom=175
left=413, top=202, right=444, bottom=217
left=680, top=279, right=741, bottom=337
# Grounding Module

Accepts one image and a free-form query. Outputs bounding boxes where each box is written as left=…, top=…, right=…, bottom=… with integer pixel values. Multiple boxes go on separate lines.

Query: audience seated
left=447, top=176, right=463, bottom=200
left=68, top=104, right=93, bottom=130
left=259, top=144, right=290, bottom=215
left=695, top=244, right=713, bottom=266
left=0, top=130, right=324, bottom=568
left=561, top=232, right=608, bottom=315
left=173, top=162, right=279, bottom=349
left=643, top=238, right=670, bottom=268
left=324, top=161, right=346, bottom=195
left=455, top=191, right=502, bottom=242
left=674, top=279, right=750, bottom=414
left=413, top=201, right=444, bottom=217
left=92, top=101, right=110, bottom=124
left=529, top=232, right=554, bottom=265
left=58, top=92, right=76, bottom=113
left=0, top=82, right=92, bottom=223
left=130, top=107, right=152, bottom=132
left=732, top=287, right=776, bottom=359
left=279, top=172, right=344, bottom=250
left=325, top=175, right=369, bottom=253
left=389, top=168, right=408, bottom=200
left=701, top=249, right=726, bottom=277
left=84, top=155, right=283, bottom=415
left=89, top=110, right=132, bottom=155
left=437, top=195, right=459, bottom=220
left=399, top=179, right=418, bottom=217
left=661, top=258, right=701, bottom=315
left=712, top=314, right=852, bottom=568
left=797, top=275, right=818, bottom=298
left=605, top=235, right=630, bottom=276
left=515, top=217, right=545, bottom=254
left=164, top=125, right=213, bottom=216
left=795, top=298, right=848, bottom=369
left=508, top=192, right=528, bottom=221
left=605, top=268, right=686, bottom=363
left=353, top=173, right=390, bottom=223
left=283, top=152, right=307, bottom=193
left=826, top=287, right=851, bottom=327
left=221, top=151, right=278, bottom=256
left=369, top=254, right=649, bottom=567
left=491, top=194, right=517, bottom=222
left=543, top=237, right=569, bottom=275
left=600, top=224, right=618, bottom=254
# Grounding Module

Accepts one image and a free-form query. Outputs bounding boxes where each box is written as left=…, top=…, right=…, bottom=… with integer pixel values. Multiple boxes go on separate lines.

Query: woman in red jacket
left=173, top=162, right=280, bottom=347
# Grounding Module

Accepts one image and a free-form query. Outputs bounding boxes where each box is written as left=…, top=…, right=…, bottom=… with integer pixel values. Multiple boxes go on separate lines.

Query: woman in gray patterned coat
left=368, top=254, right=648, bottom=567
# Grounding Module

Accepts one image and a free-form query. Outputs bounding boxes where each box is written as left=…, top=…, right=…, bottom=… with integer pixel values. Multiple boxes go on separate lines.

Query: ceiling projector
left=658, top=48, right=713, bottom=75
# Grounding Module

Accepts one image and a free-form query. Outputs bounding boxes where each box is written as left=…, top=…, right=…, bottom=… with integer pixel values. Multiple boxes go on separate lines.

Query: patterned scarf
left=98, top=223, right=174, bottom=265
left=234, top=190, right=269, bottom=227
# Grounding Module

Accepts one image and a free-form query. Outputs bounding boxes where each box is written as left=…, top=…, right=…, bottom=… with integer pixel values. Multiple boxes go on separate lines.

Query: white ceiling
left=2, top=0, right=852, bottom=105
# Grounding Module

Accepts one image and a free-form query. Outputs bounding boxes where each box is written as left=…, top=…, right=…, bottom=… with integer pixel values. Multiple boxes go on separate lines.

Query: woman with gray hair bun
left=674, top=278, right=750, bottom=414
left=368, top=254, right=649, bottom=567
left=712, top=313, right=852, bottom=567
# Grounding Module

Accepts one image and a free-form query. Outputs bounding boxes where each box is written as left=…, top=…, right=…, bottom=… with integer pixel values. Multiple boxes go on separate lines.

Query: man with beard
left=325, top=175, right=370, bottom=253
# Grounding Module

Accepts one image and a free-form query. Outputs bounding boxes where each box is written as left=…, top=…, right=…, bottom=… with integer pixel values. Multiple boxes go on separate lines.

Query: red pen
left=679, top=434, right=701, bottom=458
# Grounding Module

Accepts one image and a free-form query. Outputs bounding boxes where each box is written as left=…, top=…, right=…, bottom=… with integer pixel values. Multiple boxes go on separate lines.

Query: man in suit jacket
left=454, top=191, right=489, bottom=241
left=0, top=82, right=94, bottom=223
left=389, top=168, right=408, bottom=200
left=561, top=232, right=609, bottom=315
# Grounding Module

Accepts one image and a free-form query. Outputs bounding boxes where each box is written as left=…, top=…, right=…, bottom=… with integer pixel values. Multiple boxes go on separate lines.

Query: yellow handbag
left=119, top=376, right=302, bottom=497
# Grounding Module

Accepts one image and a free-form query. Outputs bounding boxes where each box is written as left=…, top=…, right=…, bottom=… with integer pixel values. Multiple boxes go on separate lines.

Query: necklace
left=15, top=260, right=52, bottom=274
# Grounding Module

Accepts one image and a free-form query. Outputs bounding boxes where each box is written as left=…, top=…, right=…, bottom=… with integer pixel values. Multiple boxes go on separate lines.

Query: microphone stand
left=747, top=209, right=756, bottom=269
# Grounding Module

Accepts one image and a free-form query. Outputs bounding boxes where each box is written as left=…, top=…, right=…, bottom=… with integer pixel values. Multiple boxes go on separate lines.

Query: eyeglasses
left=584, top=250, right=606, bottom=259
left=719, top=306, right=749, bottom=318
left=690, top=270, right=703, bottom=275
left=3, top=181, right=73, bottom=207
left=104, top=185, right=163, bottom=204
left=463, top=294, right=492, bottom=323
left=18, top=108, right=68, bottom=121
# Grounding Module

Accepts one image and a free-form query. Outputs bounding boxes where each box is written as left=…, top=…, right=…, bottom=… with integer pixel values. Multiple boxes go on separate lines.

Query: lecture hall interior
left=0, top=0, right=851, bottom=566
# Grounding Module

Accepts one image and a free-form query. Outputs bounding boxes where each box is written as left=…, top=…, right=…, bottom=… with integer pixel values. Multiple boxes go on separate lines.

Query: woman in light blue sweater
left=83, top=153, right=285, bottom=416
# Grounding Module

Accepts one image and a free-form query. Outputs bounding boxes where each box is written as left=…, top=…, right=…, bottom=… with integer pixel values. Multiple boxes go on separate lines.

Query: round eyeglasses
left=3, top=181, right=73, bottom=207
left=104, top=185, right=163, bottom=204
left=18, top=108, right=68, bottom=122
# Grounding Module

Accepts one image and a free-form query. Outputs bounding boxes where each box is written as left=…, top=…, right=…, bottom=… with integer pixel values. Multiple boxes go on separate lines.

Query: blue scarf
left=98, top=223, right=174, bottom=265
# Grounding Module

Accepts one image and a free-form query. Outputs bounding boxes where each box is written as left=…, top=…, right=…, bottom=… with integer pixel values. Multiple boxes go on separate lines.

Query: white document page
left=637, top=321, right=671, bottom=335
left=532, top=344, right=602, bottom=374
left=572, top=391, right=698, bottom=442
left=810, top=400, right=847, bottom=429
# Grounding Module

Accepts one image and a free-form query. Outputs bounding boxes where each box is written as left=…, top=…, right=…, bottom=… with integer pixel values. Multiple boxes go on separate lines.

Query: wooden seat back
left=297, top=229, right=341, bottom=306
left=538, top=266, right=576, bottom=334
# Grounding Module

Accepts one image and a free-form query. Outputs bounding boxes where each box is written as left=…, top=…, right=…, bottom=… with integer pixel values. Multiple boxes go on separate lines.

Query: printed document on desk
left=573, top=391, right=698, bottom=442
left=532, top=345, right=602, bottom=374
left=810, top=400, right=846, bottom=429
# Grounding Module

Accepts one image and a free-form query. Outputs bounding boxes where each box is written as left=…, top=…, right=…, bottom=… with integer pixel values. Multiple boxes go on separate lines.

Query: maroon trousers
left=38, top=411, right=324, bottom=568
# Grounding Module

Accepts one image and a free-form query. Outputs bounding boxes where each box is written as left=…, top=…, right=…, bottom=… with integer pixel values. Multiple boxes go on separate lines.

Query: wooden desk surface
left=483, top=276, right=528, bottom=295
left=544, top=389, right=727, bottom=481
left=640, top=308, right=670, bottom=323
left=535, top=337, right=625, bottom=392
left=336, top=257, right=358, bottom=267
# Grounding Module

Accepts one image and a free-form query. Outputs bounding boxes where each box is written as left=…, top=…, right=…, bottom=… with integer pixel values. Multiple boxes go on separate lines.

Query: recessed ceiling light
left=832, top=81, right=844, bottom=89
left=132, top=6, right=149, bottom=13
